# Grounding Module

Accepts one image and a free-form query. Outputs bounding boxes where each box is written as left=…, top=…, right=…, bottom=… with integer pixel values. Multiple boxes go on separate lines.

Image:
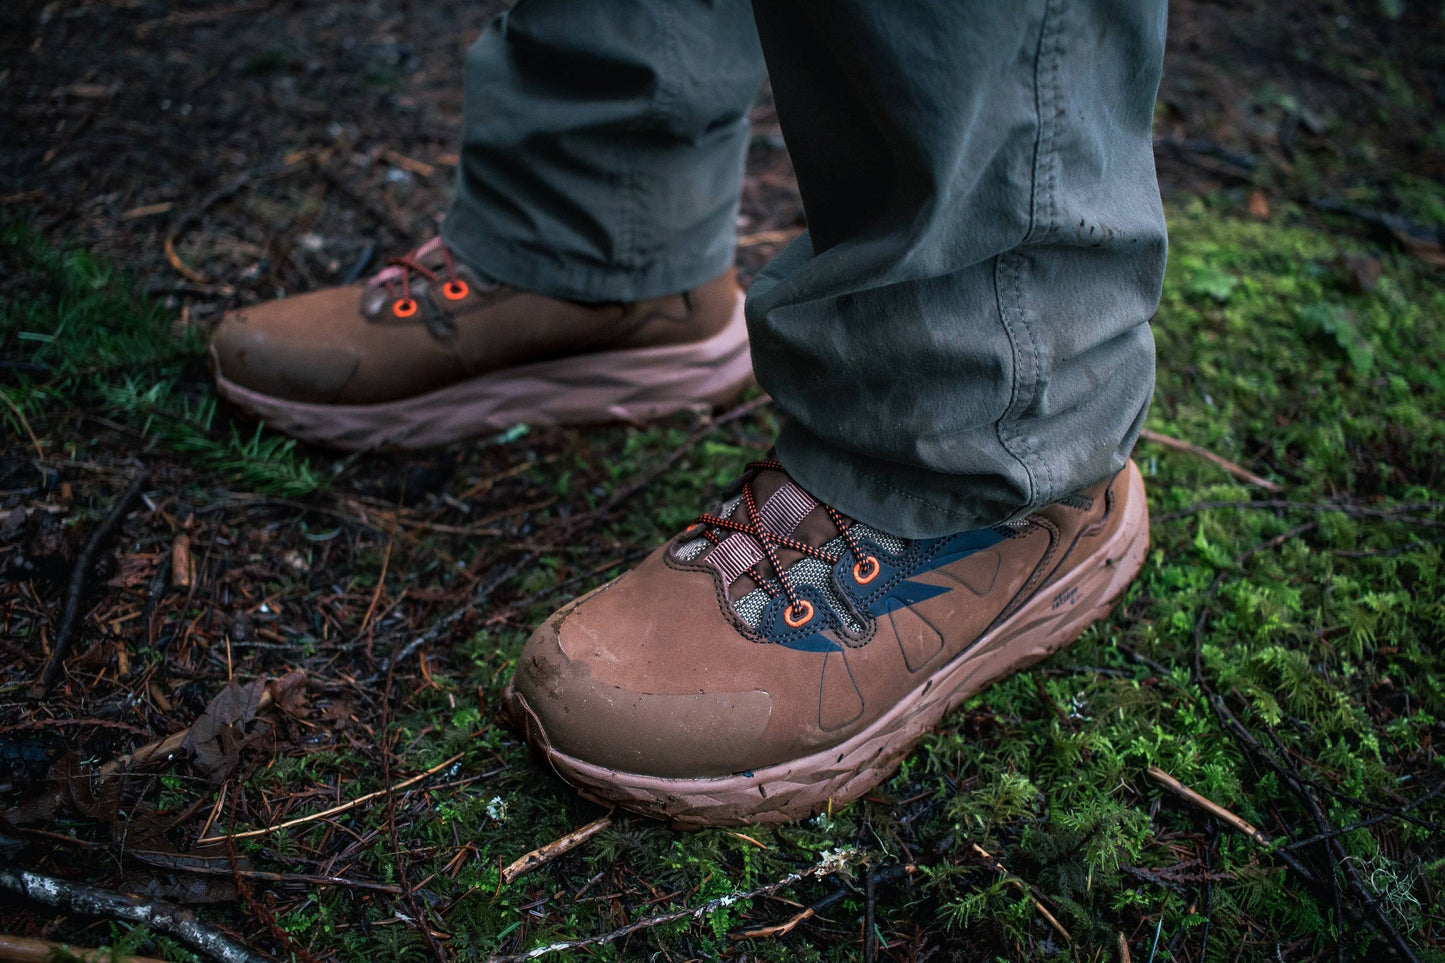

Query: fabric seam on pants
left=1035, top=0, right=1067, bottom=503
left=994, top=0, right=1067, bottom=515
left=625, top=0, right=688, bottom=271
left=993, top=253, right=1038, bottom=512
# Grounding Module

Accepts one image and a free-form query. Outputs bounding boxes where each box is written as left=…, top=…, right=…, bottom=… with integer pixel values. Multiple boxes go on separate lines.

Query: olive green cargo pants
left=443, top=0, right=1168, bottom=538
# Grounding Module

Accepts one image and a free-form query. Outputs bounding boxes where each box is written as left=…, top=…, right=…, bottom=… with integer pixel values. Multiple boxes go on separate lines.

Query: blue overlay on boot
left=774, top=527, right=1006, bottom=651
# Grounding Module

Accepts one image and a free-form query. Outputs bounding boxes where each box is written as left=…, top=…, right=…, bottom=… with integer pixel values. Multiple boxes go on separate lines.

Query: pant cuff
left=774, top=421, right=1033, bottom=540
left=442, top=197, right=736, bottom=303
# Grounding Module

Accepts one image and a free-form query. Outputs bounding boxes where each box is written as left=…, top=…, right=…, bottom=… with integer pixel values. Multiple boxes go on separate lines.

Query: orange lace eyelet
left=853, top=555, right=880, bottom=585
left=442, top=280, right=469, bottom=301
left=783, top=599, right=814, bottom=628
left=392, top=297, right=418, bottom=318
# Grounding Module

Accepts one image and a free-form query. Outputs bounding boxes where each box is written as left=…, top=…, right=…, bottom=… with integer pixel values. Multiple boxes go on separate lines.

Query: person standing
left=210, top=0, right=1167, bottom=825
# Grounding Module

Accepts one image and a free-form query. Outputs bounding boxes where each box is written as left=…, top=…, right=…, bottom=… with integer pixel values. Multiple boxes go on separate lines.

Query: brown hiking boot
left=505, top=457, right=1149, bottom=827
left=209, top=239, right=752, bottom=450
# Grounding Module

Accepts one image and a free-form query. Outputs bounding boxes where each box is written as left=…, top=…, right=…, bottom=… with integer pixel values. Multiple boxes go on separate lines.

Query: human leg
left=444, top=0, right=767, bottom=303
left=209, top=0, right=767, bottom=449
left=508, top=0, right=1167, bottom=825
left=748, top=0, right=1168, bottom=537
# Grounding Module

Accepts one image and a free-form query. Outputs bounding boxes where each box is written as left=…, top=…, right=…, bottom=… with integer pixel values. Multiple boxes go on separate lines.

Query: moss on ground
left=0, top=218, right=323, bottom=497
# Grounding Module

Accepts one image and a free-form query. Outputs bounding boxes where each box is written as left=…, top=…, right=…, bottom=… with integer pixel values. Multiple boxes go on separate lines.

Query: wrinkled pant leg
left=443, top=0, right=766, bottom=302
left=747, top=0, right=1168, bottom=538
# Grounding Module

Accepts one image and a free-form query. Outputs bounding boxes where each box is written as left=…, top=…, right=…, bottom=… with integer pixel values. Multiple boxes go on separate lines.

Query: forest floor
left=2, top=1, right=1444, bottom=960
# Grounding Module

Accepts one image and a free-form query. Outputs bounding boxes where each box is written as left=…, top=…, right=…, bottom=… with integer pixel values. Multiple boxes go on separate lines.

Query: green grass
left=0, top=217, right=322, bottom=496
left=5, top=200, right=1444, bottom=960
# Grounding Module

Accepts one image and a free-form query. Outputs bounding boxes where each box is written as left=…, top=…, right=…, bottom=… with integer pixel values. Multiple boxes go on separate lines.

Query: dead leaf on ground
left=181, top=678, right=269, bottom=782
left=1, top=752, right=118, bottom=827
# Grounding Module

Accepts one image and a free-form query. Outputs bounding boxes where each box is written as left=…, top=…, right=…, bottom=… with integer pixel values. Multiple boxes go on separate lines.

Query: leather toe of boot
left=210, top=290, right=364, bottom=403
left=510, top=557, right=774, bottom=780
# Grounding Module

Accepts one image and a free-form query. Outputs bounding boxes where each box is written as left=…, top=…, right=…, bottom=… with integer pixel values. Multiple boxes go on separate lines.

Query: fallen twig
left=0, top=388, right=43, bottom=460
left=0, top=718, right=148, bottom=737
left=0, top=867, right=264, bottom=963
left=724, top=831, right=769, bottom=851
left=120, top=201, right=175, bottom=221
left=374, top=393, right=772, bottom=674
left=0, top=933, right=170, bottom=963
left=135, top=0, right=272, bottom=37
left=171, top=532, right=193, bottom=589
left=374, top=553, right=535, bottom=677
left=969, top=843, right=1072, bottom=944
left=1137, top=429, right=1282, bottom=492
left=127, top=849, right=403, bottom=895
left=380, top=657, right=452, bottom=963
left=316, top=160, right=414, bottom=237
left=163, top=235, right=208, bottom=285
left=1280, top=778, right=1445, bottom=852
left=485, top=546, right=653, bottom=626
left=1153, top=137, right=1259, bottom=174
left=864, top=858, right=878, bottom=963
left=1152, top=498, right=1445, bottom=525
left=1309, top=198, right=1445, bottom=268
left=164, top=175, right=253, bottom=284
left=732, top=861, right=917, bottom=942
left=737, top=229, right=802, bottom=248
left=1185, top=522, right=1424, bottom=962
left=33, top=471, right=148, bottom=697
left=1146, top=766, right=1270, bottom=846
left=734, top=905, right=817, bottom=939
left=488, top=849, right=863, bottom=962
left=381, top=149, right=437, bottom=178
left=359, top=535, right=393, bottom=637
left=195, top=750, right=464, bottom=845
left=501, top=816, right=612, bottom=884
left=579, top=393, right=772, bottom=530
left=223, top=800, right=321, bottom=963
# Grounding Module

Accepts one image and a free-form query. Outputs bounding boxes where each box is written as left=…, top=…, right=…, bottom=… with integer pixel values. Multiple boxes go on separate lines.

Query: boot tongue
left=366, top=237, right=449, bottom=289
left=360, top=238, right=452, bottom=319
left=676, top=465, right=843, bottom=601
left=734, top=466, right=788, bottom=518
left=670, top=461, right=912, bottom=635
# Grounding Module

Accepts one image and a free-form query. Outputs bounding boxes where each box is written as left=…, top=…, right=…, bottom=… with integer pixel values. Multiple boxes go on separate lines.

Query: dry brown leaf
left=266, top=669, right=309, bottom=718
left=181, top=678, right=269, bottom=782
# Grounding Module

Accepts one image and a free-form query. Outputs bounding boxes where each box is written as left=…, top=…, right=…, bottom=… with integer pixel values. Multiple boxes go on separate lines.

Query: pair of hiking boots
left=211, top=239, right=1149, bottom=827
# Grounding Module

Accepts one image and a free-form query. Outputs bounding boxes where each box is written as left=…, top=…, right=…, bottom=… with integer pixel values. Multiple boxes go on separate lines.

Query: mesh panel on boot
left=673, top=494, right=744, bottom=561
left=672, top=490, right=908, bottom=638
